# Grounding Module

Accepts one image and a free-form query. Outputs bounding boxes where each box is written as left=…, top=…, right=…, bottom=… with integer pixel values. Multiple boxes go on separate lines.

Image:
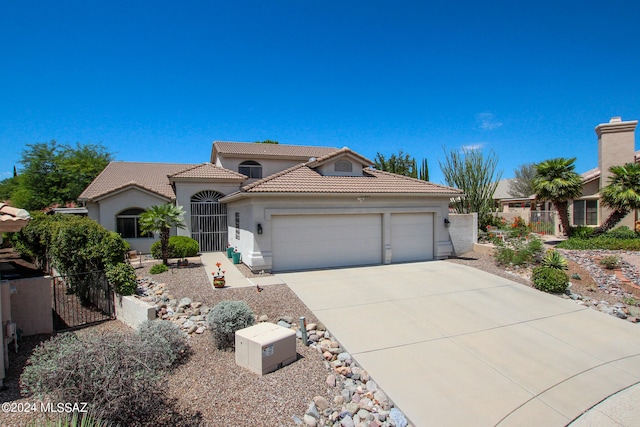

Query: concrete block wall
left=115, top=294, right=156, bottom=329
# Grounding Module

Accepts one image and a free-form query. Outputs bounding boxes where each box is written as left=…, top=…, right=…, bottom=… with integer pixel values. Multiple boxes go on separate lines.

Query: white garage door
left=271, top=214, right=382, bottom=271
left=391, top=213, right=434, bottom=262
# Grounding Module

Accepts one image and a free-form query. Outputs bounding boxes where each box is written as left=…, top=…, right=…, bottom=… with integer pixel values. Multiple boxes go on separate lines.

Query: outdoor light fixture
left=257, top=223, right=263, bottom=234
left=444, top=218, right=451, bottom=228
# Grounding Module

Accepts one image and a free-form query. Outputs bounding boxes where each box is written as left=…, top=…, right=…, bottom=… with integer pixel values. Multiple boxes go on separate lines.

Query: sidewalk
left=199, top=252, right=284, bottom=290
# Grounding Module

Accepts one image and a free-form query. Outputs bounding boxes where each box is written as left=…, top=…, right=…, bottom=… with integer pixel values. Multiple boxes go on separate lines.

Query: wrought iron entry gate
left=191, top=190, right=227, bottom=252
left=51, top=270, right=115, bottom=331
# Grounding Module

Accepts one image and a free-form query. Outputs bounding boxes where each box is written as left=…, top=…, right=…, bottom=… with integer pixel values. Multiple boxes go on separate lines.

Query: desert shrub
left=20, top=331, right=177, bottom=425
left=494, top=235, right=543, bottom=267
left=603, top=226, right=637, bottom=240
left=207, top=300, right=255, bottom=350
left=532, top=266, right=569, bottom=294
left=541, top=250, right=568, bottom=270
left=151, top=236, right=199, bottom=260
left=105, top=262, right=137, bottom=295
left=557, top=237, right=640, bottom=250
left=507, top=216, right=529, bottom=238
left=138, top=320, right=189, bottom=367
left=599, top=255, right=621, bottom=270
left=149, top=263, right=169, bottom=274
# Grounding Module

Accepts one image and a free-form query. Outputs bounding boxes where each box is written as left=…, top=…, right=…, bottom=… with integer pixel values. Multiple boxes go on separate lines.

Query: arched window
left=116, top=208, right=150, bottom=238
left=239, top=160, right=262, bottom=179
left=335, top=159, right=353, bottom=172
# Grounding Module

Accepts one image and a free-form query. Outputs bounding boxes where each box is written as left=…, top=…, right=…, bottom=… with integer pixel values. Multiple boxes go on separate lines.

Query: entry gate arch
left=190, top=190, right=227, bottom=252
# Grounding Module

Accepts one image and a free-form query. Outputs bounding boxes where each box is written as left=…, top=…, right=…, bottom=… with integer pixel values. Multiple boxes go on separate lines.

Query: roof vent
left=610, top=116, right=622, bottom=123
left=308, top=157, right=316, bottom=162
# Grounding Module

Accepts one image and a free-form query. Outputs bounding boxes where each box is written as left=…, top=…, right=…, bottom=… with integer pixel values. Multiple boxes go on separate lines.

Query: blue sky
left=1, top=1, right=639, bottom=185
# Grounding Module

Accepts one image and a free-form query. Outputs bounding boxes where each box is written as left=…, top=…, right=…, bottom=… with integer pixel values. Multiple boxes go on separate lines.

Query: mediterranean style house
left=79, top=142, right=462, bottom=272
left=499, top=116, right=638, bottom=232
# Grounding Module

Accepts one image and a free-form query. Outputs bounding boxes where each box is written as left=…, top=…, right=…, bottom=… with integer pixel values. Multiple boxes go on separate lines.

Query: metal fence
left=51, top=270, right=114, bottom=331
left=529, top=211, right=557, bottom=235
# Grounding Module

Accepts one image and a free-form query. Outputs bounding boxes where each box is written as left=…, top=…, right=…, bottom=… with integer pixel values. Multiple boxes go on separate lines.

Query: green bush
left=149, top=263, right=169, bottom=274
left=105, top=262, right=137, bottom=295
left=569, top=226, right=594, bottom=239
left=138, top=320, right=188, bottom=367
left=28, top=412, right=113, bottom=427
left=557, top=237, right=640, bottom=250
left=541, top=250, right=568, bottom=270
left=207, top=300, right=255, bottom=350
left=603, top=226, right=638, bottom=240
left=532, top=266, right=569, bottom=294
left=150, top=236, right=199, bottom=260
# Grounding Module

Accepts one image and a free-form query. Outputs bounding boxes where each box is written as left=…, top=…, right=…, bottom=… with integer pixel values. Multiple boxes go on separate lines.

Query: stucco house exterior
left=79, top=142, right=462, bottom=272
left=498, top=117, right=638, bottom=233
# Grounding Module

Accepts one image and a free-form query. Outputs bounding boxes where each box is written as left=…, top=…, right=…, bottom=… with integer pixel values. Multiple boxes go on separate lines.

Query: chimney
left=595, top=116, right=638, bottom=226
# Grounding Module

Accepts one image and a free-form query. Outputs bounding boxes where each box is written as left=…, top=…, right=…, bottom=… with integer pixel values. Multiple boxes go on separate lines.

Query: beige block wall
left=9, top=277, right=53, bottom=336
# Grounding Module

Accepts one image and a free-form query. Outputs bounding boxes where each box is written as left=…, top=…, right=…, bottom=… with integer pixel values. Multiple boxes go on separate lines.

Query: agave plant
left=541, top=250, right=568, bottom=270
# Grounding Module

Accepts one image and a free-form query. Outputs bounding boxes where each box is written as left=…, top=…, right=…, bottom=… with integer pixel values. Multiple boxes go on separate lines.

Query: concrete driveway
left=278, top=261, right=640, bottom=427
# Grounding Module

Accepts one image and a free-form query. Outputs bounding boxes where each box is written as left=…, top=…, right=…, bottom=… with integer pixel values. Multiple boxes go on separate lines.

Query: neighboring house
left=80, top=142, right=462, bottom=272
left=498, top=117, right=638, bottom=230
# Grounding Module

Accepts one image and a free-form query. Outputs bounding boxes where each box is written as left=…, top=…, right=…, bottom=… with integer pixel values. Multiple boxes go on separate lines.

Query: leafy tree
left=593, top=163, right=640, bottom=235
left=374, top=150, right=430, bottom=181
left=254, top=140, right=279, bottom=144
left=139, top=204, right=186, bottom=265
left=532, top=157, right=583, bottom=236
left=508, top=163, right=536, bottom=198
left=439, top=146, right=502, bottom=227
left=9, top=140, right=112, bottom=210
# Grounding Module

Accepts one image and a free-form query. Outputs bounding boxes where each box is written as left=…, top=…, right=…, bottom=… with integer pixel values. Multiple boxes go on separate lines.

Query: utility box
left=235, top=322, right=296, bottom=375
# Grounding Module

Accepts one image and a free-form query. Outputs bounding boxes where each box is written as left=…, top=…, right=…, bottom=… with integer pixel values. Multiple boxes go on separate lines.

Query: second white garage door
left=390, top=213, right=434, bottom=263
left=271, top=214, right=382, bottom=272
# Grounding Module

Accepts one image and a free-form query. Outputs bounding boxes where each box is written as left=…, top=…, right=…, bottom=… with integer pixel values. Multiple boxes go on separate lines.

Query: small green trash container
left=232, top=251, right=241, bottom=264
left=226, top=247, right=234, bottom=258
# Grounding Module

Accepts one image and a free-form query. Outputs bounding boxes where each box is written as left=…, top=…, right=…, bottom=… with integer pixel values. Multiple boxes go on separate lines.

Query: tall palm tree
left=593, top=163, right=640, bottom=235
left=139, top=204, right=186, bottom=265
left=533, top=157, right=583, bottom=236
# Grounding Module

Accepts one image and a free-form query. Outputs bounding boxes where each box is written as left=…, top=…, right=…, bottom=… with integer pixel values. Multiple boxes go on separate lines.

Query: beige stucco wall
left=9, top=276, right=53, bottom=336
left=449, top=213, right=477, bottom=255
left=88, top=188, right=169, bottom=253
left=226, top=194, right=454, bottom=272
left=217, top=157, right=306, bottom=180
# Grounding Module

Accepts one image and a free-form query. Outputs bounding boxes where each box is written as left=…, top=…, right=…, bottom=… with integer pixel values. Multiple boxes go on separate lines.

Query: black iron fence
left=51, top=270, right=115, bottom=331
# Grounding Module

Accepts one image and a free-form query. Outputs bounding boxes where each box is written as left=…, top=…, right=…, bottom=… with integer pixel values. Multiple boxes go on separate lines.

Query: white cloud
left=461, top=144, right=484, bottom=151
left=476, top=112, right=503, bottom=130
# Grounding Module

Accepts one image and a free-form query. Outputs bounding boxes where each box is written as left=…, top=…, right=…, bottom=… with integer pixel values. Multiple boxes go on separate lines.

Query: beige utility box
left=235, top=322, right=296, bottom=375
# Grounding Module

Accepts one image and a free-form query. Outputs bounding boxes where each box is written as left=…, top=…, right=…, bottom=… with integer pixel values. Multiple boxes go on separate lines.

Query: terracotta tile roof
left=307, top=147, right=373, bottom=167
left=212, top=141, right=339, bottom=161
left=169, top=163, right=247, bottom=181
left=239, top=163, right=462, bottom=195
left=79, top=162, right=197, bottom=201
left=0, top=203, right=31, bottom=232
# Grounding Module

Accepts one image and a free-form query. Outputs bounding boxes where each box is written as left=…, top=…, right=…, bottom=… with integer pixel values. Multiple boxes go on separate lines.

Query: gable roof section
left=168, top=162, right=247, bottom=181
left=211, top=141, right=339, bottom=162
left=226, top=158, right=462, bottom=198
left=306, top=147, right=373, bottom=168
left=79, top=162, right=197, bottom=201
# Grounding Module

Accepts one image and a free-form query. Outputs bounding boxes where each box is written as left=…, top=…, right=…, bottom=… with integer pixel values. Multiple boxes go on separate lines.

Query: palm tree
left=593, top=163, right=640, bottom=235
left=139, top=204, right=186, bottom=265
left=532, top=157, right=583, bottom=236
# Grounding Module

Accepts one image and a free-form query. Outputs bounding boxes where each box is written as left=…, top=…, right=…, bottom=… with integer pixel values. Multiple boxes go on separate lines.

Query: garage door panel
left=391, top=213, right=433, bottom=262
left=272, top=215, right=382, bottom=271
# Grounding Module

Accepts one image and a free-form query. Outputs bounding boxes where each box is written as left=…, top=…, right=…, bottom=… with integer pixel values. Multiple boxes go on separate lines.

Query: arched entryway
left=190, top=190, right=227, bottom=252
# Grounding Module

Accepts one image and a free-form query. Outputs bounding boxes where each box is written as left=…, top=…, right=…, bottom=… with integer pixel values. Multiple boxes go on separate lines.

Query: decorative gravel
left=134, top=260, right=333, bottom=426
